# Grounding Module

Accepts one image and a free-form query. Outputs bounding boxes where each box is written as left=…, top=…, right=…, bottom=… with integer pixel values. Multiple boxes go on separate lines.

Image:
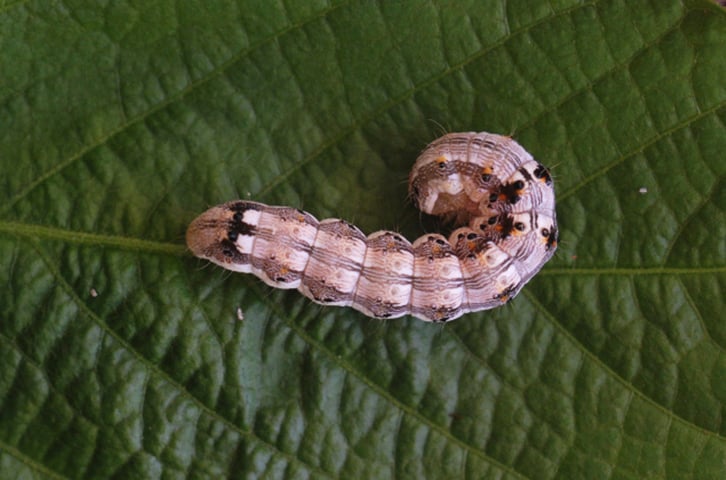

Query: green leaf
left=1, top=0, right=725, bottom=478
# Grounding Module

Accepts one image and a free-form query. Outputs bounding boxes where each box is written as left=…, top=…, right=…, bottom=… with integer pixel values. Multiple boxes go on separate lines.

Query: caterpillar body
left=186, top=132, right=558, bottom=323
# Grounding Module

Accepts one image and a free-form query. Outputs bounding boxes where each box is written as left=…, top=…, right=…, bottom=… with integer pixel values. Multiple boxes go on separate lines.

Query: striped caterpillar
left=186, top=132, right=558, bottom=322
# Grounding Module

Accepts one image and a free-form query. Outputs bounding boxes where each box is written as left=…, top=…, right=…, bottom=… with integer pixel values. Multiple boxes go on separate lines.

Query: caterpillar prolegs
left=186, top=132, right=558, bottom=322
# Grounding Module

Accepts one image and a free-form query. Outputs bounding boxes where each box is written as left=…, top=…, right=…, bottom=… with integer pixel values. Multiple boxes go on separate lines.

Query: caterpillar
left=186, top=132, right=558, bottom=322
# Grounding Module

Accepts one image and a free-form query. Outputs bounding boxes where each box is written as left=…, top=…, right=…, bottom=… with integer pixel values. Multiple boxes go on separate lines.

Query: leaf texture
left=1, top=1, right=725, bottom=479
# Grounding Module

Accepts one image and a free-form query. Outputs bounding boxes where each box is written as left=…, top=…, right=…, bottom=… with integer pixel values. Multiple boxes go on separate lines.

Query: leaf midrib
left=3, top=220, right=724, bottom=275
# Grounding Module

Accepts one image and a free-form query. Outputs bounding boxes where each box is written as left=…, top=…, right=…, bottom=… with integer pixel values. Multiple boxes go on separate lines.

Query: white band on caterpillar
left=187, top=132, right=558, bottom=322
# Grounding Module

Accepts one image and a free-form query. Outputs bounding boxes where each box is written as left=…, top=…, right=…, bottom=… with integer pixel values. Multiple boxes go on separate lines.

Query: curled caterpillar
left=187, top=132, right=558, bottom=322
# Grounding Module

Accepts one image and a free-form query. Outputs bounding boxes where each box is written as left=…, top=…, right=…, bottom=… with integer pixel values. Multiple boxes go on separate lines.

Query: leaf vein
left=1, top=0, right=351, bottom=216
left=27, top=238, right=336, bottom=479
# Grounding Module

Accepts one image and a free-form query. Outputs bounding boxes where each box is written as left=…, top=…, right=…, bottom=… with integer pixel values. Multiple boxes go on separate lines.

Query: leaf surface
left=1, top=1, right=725, bottom=478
